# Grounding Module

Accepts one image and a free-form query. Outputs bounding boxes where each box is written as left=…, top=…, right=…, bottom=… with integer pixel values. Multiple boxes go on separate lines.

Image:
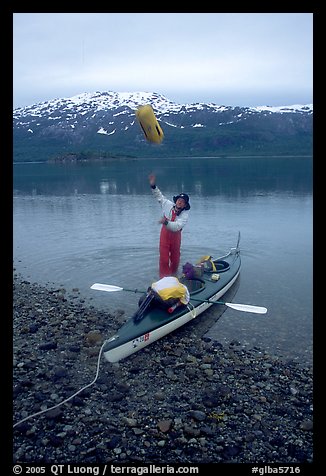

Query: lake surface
left=13, top=157, right=313, bottom=366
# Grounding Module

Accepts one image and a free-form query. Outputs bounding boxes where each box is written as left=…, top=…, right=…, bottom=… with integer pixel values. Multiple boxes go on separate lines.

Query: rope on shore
left=13, top=340, right=107, bottom=429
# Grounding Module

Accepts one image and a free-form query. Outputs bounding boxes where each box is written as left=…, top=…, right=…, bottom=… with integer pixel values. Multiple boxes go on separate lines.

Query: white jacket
left=152, top=186, right=189, bottom=232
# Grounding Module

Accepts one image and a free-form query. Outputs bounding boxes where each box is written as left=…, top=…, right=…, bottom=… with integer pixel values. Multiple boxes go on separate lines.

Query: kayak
left=93, top=234, right=241, bottom=363
left=92, top=233, right=241, bottom=363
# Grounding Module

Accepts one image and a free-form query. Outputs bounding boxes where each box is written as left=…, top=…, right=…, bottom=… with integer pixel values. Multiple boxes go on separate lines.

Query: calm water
left=13, top=157, right=313, bottom=365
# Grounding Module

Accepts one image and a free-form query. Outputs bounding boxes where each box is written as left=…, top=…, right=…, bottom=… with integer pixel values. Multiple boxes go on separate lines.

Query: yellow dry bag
left=136, top=105, right=164, bottom=144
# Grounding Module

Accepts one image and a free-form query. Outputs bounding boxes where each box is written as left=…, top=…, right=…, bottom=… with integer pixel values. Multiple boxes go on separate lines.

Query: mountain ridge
left=13, top=91, right=313, bottom=162
left=13, top=90, right=313, bottom=116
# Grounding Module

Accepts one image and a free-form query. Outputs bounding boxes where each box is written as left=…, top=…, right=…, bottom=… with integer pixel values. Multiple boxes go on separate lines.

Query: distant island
left=47, top=151, right=137, bottom=163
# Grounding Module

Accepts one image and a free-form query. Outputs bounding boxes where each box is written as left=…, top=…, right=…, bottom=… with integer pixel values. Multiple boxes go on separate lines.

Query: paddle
left=90, top=283, right=267, bottom=314
left=190, top=297, right=267, bottom=314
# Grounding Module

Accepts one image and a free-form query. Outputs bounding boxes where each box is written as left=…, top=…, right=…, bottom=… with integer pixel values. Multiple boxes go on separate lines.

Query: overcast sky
left=13, top=12, right=313, bottom=109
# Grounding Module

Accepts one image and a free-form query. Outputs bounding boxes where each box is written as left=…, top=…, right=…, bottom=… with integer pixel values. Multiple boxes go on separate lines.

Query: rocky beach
left=12, top=272, right=313, bottom=465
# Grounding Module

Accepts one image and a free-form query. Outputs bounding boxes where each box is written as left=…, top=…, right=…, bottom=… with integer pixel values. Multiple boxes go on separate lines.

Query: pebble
left=12, top=273, right=313, bottom=464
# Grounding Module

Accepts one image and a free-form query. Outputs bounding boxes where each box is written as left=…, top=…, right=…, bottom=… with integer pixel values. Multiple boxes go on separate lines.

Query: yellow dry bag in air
left=136, top=105, right=164, bottom=144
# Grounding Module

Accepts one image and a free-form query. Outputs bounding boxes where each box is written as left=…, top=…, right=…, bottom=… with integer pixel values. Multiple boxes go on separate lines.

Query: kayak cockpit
left=179, top=277, right=206, bottom=295
left=211, top=259, right=230, bottom=273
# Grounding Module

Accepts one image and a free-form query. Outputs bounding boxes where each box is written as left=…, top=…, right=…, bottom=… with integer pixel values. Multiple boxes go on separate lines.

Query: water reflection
left=13, top=157, right=312, bottom=198
left=99, top=179, right=118, bottom=194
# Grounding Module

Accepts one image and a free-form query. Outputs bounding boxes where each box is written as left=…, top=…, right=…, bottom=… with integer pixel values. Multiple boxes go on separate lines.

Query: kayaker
left=149, top=173, right=190, bottom=278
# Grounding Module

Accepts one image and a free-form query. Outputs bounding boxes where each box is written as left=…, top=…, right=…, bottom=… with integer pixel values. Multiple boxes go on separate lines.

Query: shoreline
left=13, top=272, right=313, bottom=464
left=13, top=154, right=313, bottom=165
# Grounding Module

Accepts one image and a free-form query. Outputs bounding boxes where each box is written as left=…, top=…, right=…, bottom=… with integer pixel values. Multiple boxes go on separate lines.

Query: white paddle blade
left=91, top=283, right=123, bottom=292
left=225, top=302, right=267, bottom=314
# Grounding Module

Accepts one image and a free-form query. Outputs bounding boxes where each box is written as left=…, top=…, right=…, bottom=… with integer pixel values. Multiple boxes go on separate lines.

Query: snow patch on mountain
left=252, top=104, right=313, bottom=114
left=97, top=127, right=115, bottom=135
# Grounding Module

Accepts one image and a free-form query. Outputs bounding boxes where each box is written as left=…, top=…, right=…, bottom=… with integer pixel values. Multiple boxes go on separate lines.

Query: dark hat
left=173, top=193, right=190, bottom=210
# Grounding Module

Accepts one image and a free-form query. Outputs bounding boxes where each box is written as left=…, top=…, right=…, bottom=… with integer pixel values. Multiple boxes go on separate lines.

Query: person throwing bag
left=149, top=173, right=190, bottom=278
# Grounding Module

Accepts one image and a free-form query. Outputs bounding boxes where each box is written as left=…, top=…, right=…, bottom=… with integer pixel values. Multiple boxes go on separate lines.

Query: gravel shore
left=13, top=272, right=313, bottom=465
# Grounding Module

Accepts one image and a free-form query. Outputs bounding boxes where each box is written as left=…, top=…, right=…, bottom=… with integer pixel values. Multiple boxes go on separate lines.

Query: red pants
left=159, top=226, right=182, bottom=278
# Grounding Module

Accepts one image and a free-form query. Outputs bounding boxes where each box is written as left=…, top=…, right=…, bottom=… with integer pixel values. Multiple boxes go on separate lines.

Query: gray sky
left=13, top=12, right=313, bottom=109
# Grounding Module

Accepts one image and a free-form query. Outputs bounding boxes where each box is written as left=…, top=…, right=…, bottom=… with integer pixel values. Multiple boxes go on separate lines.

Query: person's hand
left=159, top=217, right=168, bottom=225
left=149, top=173, right=156, bottom=186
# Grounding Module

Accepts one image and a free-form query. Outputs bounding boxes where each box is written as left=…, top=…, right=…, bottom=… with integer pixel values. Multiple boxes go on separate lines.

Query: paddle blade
left=225, top=302, right=267, bottom=314
left=91, top=283, right=123, bottom=292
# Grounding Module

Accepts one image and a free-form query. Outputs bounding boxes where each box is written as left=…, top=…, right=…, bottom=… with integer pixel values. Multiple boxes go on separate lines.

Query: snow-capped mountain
left=13, top=91, right=313, bottom=162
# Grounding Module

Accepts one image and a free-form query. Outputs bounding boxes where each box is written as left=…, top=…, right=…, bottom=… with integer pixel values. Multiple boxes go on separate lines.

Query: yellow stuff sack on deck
left=151, top=277, right=190, bottom=304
